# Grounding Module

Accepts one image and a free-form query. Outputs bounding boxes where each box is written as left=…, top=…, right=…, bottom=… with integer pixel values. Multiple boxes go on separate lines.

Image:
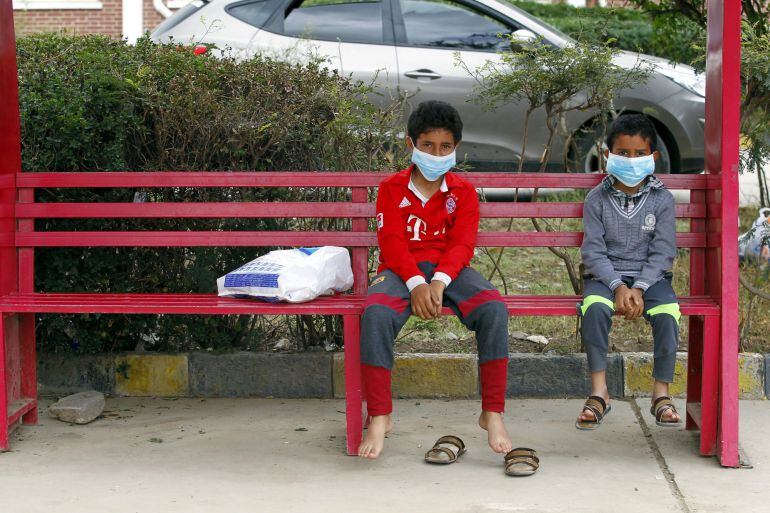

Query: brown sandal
left=575, top=395, right=611, bottom=430
left=504, top=447, right=539, bottom=477
left=424, top=435, right=466, bottom=464
left=651, top=396, right=682, bottom=427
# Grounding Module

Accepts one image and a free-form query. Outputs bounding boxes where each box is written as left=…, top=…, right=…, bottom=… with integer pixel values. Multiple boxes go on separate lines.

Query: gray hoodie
left=581, top=175, right=676, bottom=292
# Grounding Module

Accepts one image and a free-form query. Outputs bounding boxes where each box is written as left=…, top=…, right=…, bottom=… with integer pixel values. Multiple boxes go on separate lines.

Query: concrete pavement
left=0, top=397, right=765, bottom=513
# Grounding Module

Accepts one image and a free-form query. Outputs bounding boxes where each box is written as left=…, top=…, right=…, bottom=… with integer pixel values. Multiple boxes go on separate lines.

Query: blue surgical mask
left=410, top=139, right=456, bottom=181
left=605, top=152, right=655, bottom=187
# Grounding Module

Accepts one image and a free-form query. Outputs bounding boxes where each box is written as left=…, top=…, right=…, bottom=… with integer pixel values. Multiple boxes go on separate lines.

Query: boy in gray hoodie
left=576, top=114, right=682, bottom=430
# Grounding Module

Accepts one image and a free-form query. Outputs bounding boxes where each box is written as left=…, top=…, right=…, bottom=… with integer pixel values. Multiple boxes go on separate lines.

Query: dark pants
left=361, top=262, right=509, bottom=415
left=579, top=274, right=680, bottom=383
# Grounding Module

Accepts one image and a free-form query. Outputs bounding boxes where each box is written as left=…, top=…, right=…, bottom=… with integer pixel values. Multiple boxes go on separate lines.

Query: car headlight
left=656, top=65, right=706, bottom=97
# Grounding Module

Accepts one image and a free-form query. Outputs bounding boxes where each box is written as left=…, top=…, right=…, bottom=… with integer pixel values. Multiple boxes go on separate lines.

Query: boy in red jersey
left=358, top=101, right=511, bottom=460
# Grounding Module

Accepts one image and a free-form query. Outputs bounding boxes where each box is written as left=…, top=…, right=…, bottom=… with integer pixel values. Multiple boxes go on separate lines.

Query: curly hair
left=407, top=100, right=463, bottom=144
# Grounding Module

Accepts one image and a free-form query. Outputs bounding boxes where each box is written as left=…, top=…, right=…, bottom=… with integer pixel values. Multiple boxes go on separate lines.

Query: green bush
left=18, top=34, right=404, bottom=354
left=507, top=1, right=702, bottom=64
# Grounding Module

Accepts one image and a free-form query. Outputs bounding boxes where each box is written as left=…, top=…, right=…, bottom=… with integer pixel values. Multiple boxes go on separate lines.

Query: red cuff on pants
left=361, top=364, right=392, bottom=416
left=479, top=358, right=508, bottom=413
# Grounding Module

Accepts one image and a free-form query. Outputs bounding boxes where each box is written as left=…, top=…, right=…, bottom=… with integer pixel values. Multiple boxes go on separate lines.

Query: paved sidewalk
left=0, top=397, right=765, bottom=513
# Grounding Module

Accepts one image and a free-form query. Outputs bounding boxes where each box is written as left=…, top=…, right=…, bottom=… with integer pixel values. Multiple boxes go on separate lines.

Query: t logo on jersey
left=406, top=214, right=427, bottom=241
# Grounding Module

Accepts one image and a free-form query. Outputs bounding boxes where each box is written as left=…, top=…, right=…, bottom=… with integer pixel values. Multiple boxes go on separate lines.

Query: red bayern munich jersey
left=375, top=165, right=480, bottom=283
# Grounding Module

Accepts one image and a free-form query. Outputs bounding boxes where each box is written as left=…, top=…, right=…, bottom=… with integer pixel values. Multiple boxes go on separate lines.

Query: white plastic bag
left=217, top=246, right=354, bottom=303
left=739, top=208, right=770, bottom=263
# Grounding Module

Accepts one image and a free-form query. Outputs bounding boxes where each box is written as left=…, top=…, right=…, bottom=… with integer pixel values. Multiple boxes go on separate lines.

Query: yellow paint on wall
left=392, top=355, right=478, bottom=398
left=738, top=354, right=764, bottom=399
left=115, top=354, right=189, bottom=397
left=624, top=354, right=687, bottom=397
left=624, top=353, right=764, bottom=399
left=332, top=353, right=479, bottom=399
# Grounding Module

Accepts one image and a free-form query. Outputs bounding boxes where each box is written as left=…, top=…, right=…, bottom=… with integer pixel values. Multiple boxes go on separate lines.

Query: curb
left=765, top=354, right=770, bottom=399
left=38, top=351, right=769, bottom=400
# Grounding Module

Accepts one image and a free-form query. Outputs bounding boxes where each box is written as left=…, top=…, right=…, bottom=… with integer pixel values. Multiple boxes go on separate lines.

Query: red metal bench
left=0, top=0, right=740, bottom=466
left=0, top=170, right=722, bottom=458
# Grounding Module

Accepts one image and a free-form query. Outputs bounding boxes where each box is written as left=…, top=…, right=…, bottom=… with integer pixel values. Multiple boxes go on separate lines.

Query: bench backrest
left=6, top=171, right=715, bottom=296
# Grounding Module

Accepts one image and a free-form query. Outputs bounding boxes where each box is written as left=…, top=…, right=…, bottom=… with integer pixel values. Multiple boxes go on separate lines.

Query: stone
left=48, top=391, right=105, bottom=424
left=446, top=332, right=459, bottom=341
left=510, top=331, right=529, bottom=340
left=274, top=339, right=290, bottom=350
left=525, top=335, right=549, bottom=345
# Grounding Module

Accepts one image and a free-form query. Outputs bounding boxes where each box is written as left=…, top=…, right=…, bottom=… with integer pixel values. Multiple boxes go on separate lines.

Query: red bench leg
left=699, top=314, right=719, bottom=456
left=718, top=313, right=740, bottom=467
left=686, top=316, right=703, bottom=432
left=0, top=314, right=9, bottom=451
left=20, top=313, right=37, bottom=425
left=343, top=314, right=363, bottom=456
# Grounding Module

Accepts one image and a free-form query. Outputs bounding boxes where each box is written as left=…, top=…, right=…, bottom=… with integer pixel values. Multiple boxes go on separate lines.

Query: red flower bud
left=193, top=45, right=208, bottom=55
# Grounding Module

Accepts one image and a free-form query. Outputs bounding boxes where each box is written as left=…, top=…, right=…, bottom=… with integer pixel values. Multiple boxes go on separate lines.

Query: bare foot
left=478, top=411, right=513, bottom=454
left=577, top=393, right=610, bottom=424
left=358, top=414, right=393, bottom=459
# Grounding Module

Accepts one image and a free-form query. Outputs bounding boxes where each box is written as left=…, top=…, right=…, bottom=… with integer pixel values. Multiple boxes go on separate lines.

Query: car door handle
left=404, top=69, right=442, bottom=80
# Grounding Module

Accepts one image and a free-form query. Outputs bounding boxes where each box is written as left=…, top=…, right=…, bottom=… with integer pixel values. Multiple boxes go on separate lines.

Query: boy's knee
left=580, top=295, right=614, bottom=322
left=478, top=300, right=507, bottom=321
left=646, top=302, right=681, bottom=325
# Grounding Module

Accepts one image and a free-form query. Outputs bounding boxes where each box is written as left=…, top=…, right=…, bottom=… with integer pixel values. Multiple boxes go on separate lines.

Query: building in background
left=12, top=0, right=187, bottom=41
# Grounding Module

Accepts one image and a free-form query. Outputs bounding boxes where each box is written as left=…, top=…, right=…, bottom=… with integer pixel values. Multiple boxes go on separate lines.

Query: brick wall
left=13, top=0, right=177, bottom=38
left=143, top=0, right=167, bottom=33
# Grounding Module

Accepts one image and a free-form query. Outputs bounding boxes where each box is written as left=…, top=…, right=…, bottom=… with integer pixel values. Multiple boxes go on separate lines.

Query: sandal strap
left=509, top=447, right=537, bottom=457
left=652, top=398, right=678, bottom=422
left=426, top=446, right=457, bottom=462
left=505, top=455, right=539, bottom=472
left=505, top=449, right=539, bottom=463
left=433, top=435, right=465, bottom=453
left=588, top=395, right=607, bottom=410
left=582, top=396, right=607, bottom=422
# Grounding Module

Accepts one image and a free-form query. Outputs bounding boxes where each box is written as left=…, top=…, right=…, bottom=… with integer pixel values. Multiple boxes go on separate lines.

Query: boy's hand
left=429, top=280, right=446, bottom=315
left=411, top=283, right=437, bottom=320
left=614, top=284, right=632, bottom=315
left=626, top=288, right=644, bottom=320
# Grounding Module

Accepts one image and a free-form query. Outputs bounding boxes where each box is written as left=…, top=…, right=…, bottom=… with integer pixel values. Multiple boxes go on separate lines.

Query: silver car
left=151, top=0, right=706, bottom=174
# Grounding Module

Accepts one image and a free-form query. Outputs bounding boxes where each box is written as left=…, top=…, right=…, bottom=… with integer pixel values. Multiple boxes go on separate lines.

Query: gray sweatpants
left=579, top=273, right=680, bottom=383
left=361, top=262, right=509, bottom=369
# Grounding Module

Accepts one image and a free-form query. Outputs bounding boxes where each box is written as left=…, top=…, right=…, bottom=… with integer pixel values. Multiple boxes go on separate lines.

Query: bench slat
left=15, top=231, right=708, bottom=248
left=16, top=202, right=707, bottom=219
left=17, top=202, right=375, bottom=219
left=0, top=292, right=720, bottom=316
left=16, top=172, right=715, bottom=190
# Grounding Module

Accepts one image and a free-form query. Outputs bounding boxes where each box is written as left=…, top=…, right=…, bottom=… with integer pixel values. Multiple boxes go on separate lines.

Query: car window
left=399, top=0, right=512, bottom=52
left=284, top=0, right=384, bottom=44
left=227, top=0, right=276, bottom=29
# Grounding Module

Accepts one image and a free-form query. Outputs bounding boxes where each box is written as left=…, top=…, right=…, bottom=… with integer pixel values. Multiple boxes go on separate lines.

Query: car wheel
left=570, top=123, right=672, bottom=174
